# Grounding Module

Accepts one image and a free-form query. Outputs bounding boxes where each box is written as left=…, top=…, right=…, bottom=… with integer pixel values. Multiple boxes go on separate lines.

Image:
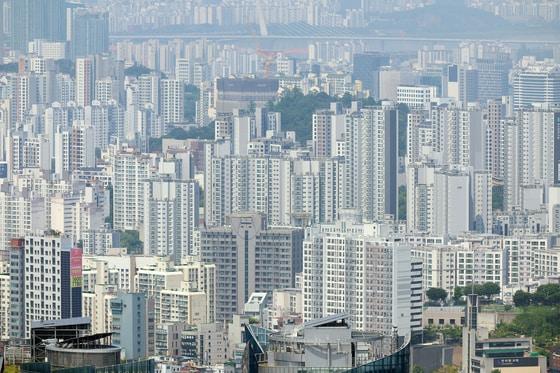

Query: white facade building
left=397, top=85, right=437, bottom=110
left=142, top=178, right=200, bottom=263
left=303, top=221, right=423, bottom=338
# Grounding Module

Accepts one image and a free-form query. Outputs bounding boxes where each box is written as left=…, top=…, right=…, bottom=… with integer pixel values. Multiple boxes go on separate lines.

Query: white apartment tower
left=406, top=111, right=431, bottom=165
left=85, top=103, right=109, bottom=151
left=112, top=150, right=154, bottom=231
left=161, top=79, right=184, bottom=125
left=10, top=235, right=82, bottom=339
left=76, top=57, right=95, bottom=108
left=407, top=164, right=473, bottom=238
left=206, top=156, right=342, bottom=228
left=343, top=104, right=399, bottom=222
left=142, top=178, right=200, bottom=263
left=137, top=73, right=160, bottom=114
left=431, top=103, right=486, bottom=170
left=0, top=186, right=46, bottom=252
left=312, top=110, right=332, bottom=157
left=303, top=221, right=423, bottom=338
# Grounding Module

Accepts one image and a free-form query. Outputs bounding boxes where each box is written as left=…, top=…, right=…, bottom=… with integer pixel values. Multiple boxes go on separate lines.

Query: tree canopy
left=454, top=282, right=501, bottom=300
left=268, top=89, right=408, bottom=155
left=125, top=64, right=153, bottom=78
left=434, top=365, right=459, bottom=373
left=120, top=230, right=143, bottom=254
left=150, top=123, right=215, bottom=152
left=0, top=63, right=18, bottom=73
left=491, top=305, right=560, bottom=352
left=166, top=124, right=215, bottom=141
left=513, top=284, right=560, bottom=307
left=426, top=288, right=448, bottom=303
left=268, top=89, right=335, bottom=143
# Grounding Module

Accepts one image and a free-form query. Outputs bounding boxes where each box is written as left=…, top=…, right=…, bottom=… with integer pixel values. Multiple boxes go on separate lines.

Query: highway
left=109, top=33, right=559, bottom=44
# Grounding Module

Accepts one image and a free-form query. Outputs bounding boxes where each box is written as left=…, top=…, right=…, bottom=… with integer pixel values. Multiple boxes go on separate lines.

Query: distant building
left=182, top=323, right=227, bottom=366
left=9, top=0, right=67, bottom=52
left=448, top=64, right=479, bottom=105
left=407, top=164, right=478, bottom=237
left=352, top=52, right=390, bottom=100
left=214, top=78, right=279, bottom=113
left=476, top=57, right=511, bottom=102
left=70, top=8, right=109, bottom=59
left=112, top=149, right=154, bottom=231
left=397, top=85, right=437, bottom=110
left=513, top=58, right=560, bottom=110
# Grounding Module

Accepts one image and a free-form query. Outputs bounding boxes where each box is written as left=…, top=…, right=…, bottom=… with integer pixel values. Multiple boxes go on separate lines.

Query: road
left=110, top=33, right=559, bottom=45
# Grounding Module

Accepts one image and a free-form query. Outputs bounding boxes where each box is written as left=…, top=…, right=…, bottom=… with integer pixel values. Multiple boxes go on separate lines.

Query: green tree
left=0, top=63, right=18, bottom=73
left=55, top=59, right=75, bottom=77
left=460, top=283, right=501, bottom=301
left=362, top=96, right=378, bottom=106
left=434, top=365, right=459, bottom=373
left=149, top=138, right=163, bottom=152
left=453, top=286, right=464, bottom=303
left=165, top=124, right=215, bottom=140
left=269, top=89, right=334, bottom=142
left=422, top=326, right=438, bottom=343
left=426, top=288, right=448, bottom=303
left=480, top=282, right=501, bottom=299
left=490, top=323, right=517, bottom=339
left=533, top=284, right=560, bottom=306
left=248, top=100, right=256, bottom=114
left=412, top=366, right=425, bottom=373
left=440, top=325, right=462, bottom=342
left=120, top=230, right=143, bottom=254
left=340, top=92, right=353, bottom=108
left=491, top=369, right=502, bottom=373
left=490, top=306, right=560, bottom=352
left=513, top=290, right=532, bottom=307
left=268, top=89, right=383, bottom=143
left=125, top=64, right=152, bottom=78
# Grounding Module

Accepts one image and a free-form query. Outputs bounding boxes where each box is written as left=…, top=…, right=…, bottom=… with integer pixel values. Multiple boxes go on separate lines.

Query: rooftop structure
left=45, top=333, right=122, bottom=369
left=243, top=313, right=410, bottom=372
